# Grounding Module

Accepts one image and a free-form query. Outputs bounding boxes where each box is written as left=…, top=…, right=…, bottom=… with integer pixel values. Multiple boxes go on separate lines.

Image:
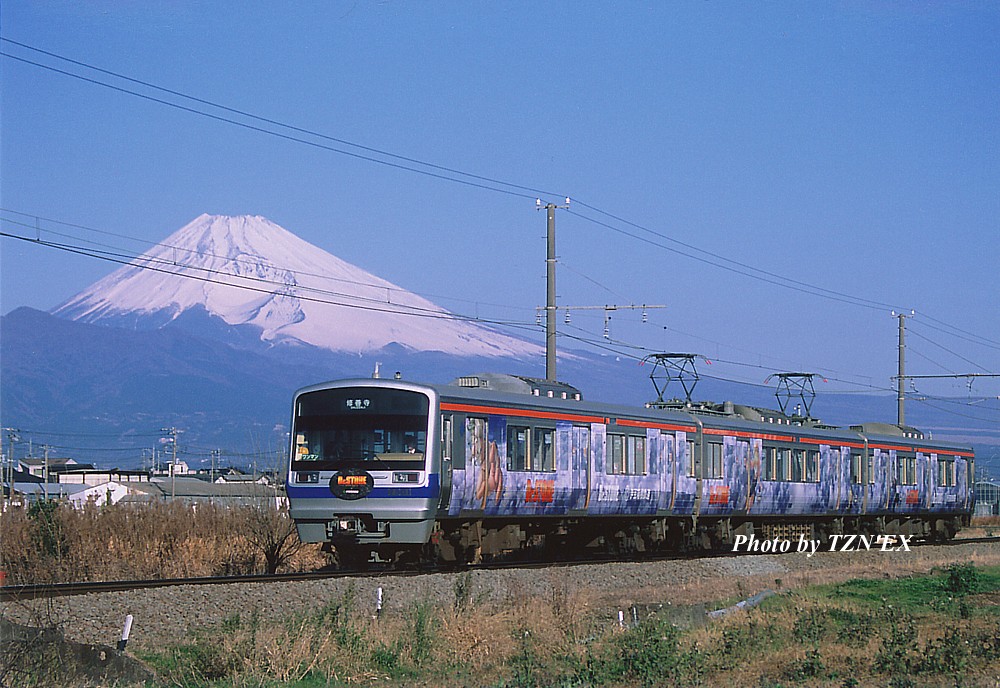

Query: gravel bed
left=4, top=540, right=998, bottom=653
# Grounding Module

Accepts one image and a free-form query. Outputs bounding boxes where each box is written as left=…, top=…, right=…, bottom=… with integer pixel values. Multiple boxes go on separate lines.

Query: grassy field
left=123, top=563, right=1000, bottom=688
left=3, top=510, right=1000, bottom=686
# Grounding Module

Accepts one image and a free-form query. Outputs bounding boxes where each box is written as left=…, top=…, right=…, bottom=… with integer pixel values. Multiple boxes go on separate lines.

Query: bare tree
left=242, top=497, right=304, bottom=575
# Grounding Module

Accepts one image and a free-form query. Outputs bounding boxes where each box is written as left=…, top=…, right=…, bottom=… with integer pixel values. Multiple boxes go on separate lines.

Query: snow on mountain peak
left=53, top=214, right=543, bottom=358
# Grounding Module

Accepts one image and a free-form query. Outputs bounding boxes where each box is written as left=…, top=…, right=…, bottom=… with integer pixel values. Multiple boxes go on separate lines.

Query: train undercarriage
left=326, top=512, right=967, bottom=569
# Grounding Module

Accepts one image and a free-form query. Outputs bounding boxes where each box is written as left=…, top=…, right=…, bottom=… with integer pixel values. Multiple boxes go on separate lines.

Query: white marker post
left=117, top=614, right=133, bottom=653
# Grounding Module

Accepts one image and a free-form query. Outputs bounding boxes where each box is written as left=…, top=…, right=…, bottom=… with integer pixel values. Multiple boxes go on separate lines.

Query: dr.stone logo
left=732, top=533, right=913, bottom=558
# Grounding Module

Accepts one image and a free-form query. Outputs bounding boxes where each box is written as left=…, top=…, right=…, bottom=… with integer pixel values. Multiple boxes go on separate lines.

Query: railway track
left=5, top=535, right=997, bottom=603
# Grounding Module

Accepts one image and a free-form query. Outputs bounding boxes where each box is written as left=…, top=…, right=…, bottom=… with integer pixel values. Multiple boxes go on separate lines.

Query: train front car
left=286, top=379, right=440, bottom=566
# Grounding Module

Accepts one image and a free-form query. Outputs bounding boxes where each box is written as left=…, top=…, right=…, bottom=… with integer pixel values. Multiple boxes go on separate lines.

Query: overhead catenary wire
left=8, top=213, right=992, bottom=402
left=0, top=209, right=536, bottom=321
left=0, top=38, right=975, bottom=326
left=0, top=228, right=541, bottom=333
left=1, top=39, right=996, bottom=409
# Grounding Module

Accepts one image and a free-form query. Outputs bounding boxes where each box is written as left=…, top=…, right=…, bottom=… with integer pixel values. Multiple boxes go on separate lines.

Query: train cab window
left=806, top=451, right=819, bottom=483
left=898, top=455, right=916, bottom=485
left=608, top=433, right=625, bottom=474
left=850, top=453, right=862, bottom=485
left=533, top=428, right=555, bottom=472
left=627, top=435, right=647, bottom=475
left=507, top=425, right=530, bottom=471
left=938, top=456, right=956, bottom=487
left=706, top=442, right=723, bottom=479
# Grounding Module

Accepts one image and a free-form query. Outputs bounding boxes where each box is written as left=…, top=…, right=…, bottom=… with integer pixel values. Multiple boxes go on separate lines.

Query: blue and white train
left=286, top=373, right=974, bottom=566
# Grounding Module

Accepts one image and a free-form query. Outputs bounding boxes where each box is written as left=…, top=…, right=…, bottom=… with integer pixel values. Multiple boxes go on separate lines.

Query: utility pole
left=160, top=427, right=181, bottom=500
left=42, top=444, right=51, bottom=501
left=892, top=310, right=913, bottom=426
left=537, top=197, right=570, bottom=382
left=2, top=428, right=19, bottom=512
left=891, top=311, right=1000, bottom=426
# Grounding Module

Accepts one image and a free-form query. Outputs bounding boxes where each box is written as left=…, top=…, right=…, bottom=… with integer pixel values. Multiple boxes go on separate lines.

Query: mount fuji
left=1, top=214, right=567, bottom=465
left=3, top=215, right=995, bottom=468
left=53, top=214, right=543, bottom=359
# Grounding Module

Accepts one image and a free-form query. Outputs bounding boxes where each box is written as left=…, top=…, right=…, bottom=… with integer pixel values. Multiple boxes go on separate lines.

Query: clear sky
left=2, top=2, right=998, bottom=407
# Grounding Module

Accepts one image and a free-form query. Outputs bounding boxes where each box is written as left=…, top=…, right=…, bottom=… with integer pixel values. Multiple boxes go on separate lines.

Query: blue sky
left=2, top=2, right=998, bottom=406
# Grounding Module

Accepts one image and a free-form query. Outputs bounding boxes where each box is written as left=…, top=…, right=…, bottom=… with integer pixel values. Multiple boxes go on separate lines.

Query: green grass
left=793, top=563, right=1000, bottom=615
left=127, top=564, right=1000, bottom=687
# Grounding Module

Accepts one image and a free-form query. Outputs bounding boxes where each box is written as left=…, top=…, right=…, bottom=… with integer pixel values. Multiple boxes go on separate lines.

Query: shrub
left=943, top=563, right=980, bottom=596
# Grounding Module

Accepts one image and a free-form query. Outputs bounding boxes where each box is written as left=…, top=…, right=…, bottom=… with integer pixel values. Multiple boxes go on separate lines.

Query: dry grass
left=0, top=500, right=327, bottom=584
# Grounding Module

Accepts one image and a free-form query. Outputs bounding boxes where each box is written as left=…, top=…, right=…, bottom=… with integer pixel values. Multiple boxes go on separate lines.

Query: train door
left=572, top=424, right=591, bottom=510
left=660, top=431, right=676, bottom=512
left=438, top=414, right=454, bottom=512
left=691, top=419, right=704, bottom=517
left=744, top=438, right=761, bottom=513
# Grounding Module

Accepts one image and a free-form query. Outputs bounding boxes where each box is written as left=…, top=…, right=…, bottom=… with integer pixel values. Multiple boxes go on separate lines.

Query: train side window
left=627, top=435, right=646, bottom=474
left=898, top=455, right=916, bottom=485
left=574, top=426, right=591, bottom=469
left=608, top=433, right=625, bottom=474
left=806, top=450, right=819, bottom=483
left=441, top=416, right=453, bottom=464
left=776, top=448, right=790, bottom=481
left=706, top=442, right=723, bottom=479
left=508, top=425, right=530, bottom=471
left=467, top=417, right=487, bottom=472
left=938, top=456, right=956, bottom=487
left=867, top=454, right=875, bottom=484
left=791, top=449, right=805, bottom=482
left=850, top=452, right=862, bottom=484
left=533, top=428, right=555, bottom=472
left=763, top=446, right=777, bottom=480
left=686, top=440, right=696, bottom=477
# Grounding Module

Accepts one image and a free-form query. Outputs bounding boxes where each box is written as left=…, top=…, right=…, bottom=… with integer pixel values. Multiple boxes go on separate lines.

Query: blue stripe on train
left=287, top=473, right=440, bottom=499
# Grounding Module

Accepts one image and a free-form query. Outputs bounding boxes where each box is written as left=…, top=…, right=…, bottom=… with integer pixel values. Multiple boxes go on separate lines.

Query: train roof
left=294, top=373, right=972, bottom=454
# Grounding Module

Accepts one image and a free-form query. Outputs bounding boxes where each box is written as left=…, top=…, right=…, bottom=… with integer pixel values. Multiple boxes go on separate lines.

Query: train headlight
left=297, top=472, right=320, bottom=483
left=392, top=472, right=420, bottom=484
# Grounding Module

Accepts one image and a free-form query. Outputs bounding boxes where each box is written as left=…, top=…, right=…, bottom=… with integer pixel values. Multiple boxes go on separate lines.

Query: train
left=285, top=372, right=974, bottom=567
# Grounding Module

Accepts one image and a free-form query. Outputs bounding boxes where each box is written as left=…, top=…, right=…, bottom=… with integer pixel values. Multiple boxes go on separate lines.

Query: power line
left=568, top=202, right=902, bottom=312
left=0, top=37, right=563, bottom=201
left=0, top=49, right=541, bottom=201
left=0, top=227, right=542, bottom=334
left=910, top=330, right=992, bottom=373
left=2, top=38, right=996, bottom=353
left=3, top=39, right=997, bottom=405
left=0, top=208, right=530, bottom=318
left=0, top=41, right=939, bottom=315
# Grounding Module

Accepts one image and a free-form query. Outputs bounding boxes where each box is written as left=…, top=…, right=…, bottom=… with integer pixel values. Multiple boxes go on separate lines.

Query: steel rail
left=4, top=535, right=997, bottom=603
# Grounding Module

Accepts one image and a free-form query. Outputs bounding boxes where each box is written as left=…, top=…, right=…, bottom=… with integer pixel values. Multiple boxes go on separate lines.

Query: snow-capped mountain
left=53, top=214, right=543, bottom=358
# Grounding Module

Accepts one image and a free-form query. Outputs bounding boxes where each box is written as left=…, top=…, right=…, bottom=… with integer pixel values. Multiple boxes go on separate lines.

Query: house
left=17, top=457, right=92, bottom=479
left=9, top=481, right=130, bottom=508
left=975, top=478, right=1000, bottom=517
left=57, top=468, right=152, bottom=486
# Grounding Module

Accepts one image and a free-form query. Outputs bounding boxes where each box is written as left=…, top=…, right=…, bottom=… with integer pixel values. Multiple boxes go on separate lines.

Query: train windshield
left=292, top=387, right=429, bottom=471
